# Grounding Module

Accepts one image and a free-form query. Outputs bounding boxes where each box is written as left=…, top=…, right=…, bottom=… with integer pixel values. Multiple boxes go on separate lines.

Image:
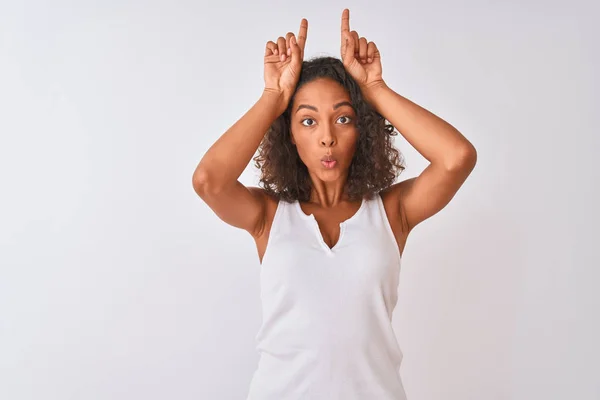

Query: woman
left=193, top=9, right=477, bottom=400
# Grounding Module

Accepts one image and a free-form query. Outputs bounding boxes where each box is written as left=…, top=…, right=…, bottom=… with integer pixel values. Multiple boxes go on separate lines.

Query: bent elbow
left=446, top=143, right=477, bottom=172
left=192, top=168, right=213, bottom=196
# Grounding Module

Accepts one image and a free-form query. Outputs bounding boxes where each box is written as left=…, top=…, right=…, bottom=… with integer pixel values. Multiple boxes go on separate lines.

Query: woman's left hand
left=340, top=8, right=386, bottom=97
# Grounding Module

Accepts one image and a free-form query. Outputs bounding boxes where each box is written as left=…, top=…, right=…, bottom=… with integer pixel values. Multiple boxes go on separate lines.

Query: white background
left=1, top=0, right=598, bottom=399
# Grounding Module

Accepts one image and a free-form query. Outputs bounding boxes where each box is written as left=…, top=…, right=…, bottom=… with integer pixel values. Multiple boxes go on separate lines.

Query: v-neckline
left=295, top=197, right=367, bottom=253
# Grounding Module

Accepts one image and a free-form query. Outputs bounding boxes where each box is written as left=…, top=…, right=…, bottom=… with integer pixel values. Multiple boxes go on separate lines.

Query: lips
left=321, top=154, right=337, bottom=162
left=321, top=154, right=338, bottom=169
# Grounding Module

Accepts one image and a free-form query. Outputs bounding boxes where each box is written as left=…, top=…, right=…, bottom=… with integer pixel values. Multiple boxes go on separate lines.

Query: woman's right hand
left=263, top=18, right=308, bottom=112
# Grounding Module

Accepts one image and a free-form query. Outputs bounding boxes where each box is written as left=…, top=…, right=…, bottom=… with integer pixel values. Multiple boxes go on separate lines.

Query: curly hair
left=253, top=56, right=405, bottom=203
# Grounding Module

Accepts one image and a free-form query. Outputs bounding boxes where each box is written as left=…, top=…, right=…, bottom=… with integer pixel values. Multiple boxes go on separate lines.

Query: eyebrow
left=295, top=101, right=354, bottom=114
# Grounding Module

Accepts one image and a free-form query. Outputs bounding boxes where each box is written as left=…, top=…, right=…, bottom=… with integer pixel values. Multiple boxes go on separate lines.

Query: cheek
left=292, top=130, right=313, bottom=153
left=340, top=133, right=359, bottom=157
left=295, top=142, right=315, bottom=165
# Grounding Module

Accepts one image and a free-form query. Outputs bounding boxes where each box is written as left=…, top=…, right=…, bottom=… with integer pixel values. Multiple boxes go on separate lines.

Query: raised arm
left=339, top=8, right=477, bottom=233
left=192, top=19, right=308, bottom=237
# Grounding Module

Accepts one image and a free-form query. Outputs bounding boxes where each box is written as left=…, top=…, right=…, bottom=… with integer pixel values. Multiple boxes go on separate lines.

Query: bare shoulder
left=246, top=187, right=282, bottom=264
left=247, top=186, right=280, bottom=239
left=379, top=179, right=414, bottom=254
left=381, top=179, right=414, bottom=229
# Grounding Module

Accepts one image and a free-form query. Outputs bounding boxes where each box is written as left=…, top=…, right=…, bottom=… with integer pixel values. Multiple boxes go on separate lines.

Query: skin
left=291, top=78, right=359, bottom=207
left=252, top=74, right=408, bottom=255
left=193, top=9, right=477, bottom=264
left=255, top=77, right=404, bottom=257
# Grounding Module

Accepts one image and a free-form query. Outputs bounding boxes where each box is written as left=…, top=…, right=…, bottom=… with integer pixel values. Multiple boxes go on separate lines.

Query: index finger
left=341, top=8, right=350, bottom=38
left=297, top=18, right=308, bottom=50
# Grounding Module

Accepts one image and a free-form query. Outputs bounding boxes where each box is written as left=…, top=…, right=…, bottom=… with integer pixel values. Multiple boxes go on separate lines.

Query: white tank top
left=246, top=192, right=407, bottom=400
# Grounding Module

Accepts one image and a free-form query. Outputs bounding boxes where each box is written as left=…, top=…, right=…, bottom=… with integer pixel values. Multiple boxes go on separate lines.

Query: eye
left=300, top=115, right=353, bottom=127
left=301, top=118, right=315, bottom=127
left=337, top=115, right=353, bottom=124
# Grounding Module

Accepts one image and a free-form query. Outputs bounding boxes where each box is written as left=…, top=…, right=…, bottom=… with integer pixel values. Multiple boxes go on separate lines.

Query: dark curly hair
left=253, top=56, right=405, bottom=203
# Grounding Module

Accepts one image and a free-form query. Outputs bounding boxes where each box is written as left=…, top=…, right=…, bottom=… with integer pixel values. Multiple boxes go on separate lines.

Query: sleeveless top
left=246, top=193, right=407, bottom=400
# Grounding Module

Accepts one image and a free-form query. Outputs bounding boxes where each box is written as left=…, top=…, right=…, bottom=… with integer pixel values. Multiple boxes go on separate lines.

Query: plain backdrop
left=1, top=0, right=598, bottom=399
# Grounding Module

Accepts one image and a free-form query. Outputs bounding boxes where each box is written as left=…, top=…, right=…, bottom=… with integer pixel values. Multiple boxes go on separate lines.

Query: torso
left=252, top=188, right=408, bottom=264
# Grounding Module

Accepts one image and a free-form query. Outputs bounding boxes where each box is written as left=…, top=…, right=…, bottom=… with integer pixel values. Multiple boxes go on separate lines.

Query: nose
left=321, top=138, right=335, bottom=147
left=320, top=125, right=336, bottom=147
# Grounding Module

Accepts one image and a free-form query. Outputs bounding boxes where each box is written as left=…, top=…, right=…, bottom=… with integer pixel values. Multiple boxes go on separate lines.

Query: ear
left=290, top=132, right=296, bottom=145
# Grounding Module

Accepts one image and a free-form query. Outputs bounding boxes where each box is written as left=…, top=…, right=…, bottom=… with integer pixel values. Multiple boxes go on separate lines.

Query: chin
left=316, top=166, right=345, bottom=179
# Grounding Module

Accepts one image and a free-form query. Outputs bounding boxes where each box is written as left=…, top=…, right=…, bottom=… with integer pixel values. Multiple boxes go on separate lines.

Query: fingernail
left=287, top=47, right=291, bottom=55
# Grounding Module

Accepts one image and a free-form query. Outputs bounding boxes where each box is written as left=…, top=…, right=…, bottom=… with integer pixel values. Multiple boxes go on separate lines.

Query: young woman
left=193, top=9, right=477, bottom=400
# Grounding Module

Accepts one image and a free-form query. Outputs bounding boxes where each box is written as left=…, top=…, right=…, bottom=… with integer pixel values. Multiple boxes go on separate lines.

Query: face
left=289, top=78, right=359, bottom=182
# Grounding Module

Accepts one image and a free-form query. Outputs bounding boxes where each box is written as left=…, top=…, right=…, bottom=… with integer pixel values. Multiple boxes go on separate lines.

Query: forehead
left=293, top=78, right=350, bottom=105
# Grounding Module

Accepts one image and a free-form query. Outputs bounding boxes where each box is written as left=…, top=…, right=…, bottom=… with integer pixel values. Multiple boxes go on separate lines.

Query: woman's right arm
left=192, top=18, right=307, bottom=238
left=192, top=90, right=285, bottom=237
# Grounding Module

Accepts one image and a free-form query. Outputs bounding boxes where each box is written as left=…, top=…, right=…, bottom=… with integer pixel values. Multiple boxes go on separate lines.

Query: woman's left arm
left=339, top=8, right=477, bottom=233
left=365, top=83, right=477, bottom=232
